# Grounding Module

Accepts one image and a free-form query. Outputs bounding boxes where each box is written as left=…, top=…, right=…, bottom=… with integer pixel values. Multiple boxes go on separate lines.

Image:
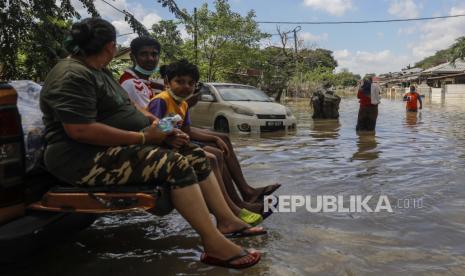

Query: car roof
left=205, top=82, right=256, bottom=89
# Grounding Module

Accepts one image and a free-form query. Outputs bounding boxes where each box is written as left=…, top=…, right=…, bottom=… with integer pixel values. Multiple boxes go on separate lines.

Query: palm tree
left=449, top=36, right=465, bottom=63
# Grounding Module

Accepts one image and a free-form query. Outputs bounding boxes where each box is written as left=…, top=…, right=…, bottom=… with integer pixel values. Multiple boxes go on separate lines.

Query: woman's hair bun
left=70, top=21, right=92, bottom=46
left=65, top=18, right=116, bottom=56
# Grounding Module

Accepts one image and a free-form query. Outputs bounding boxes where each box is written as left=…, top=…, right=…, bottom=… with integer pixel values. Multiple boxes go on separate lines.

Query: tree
left=334, top=69, right=361, bottom=87
left=414, top=49, right=451, bottom=69
left=0, top=0, right=183, bottom=80
left=449, top=36, right=465, bottom=63
left=183, top=0, right=269, bottom=81
left=151, top=20, right=184, bottom=63
left=301, top=48, right=338, bottom=71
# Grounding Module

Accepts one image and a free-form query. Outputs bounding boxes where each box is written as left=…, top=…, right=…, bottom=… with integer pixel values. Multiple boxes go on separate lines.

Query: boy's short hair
left=165, top=59, right=200, bottom=82
left=130, top=36, right=161, bottom=56
left=410, top=85, right=416, bottom=92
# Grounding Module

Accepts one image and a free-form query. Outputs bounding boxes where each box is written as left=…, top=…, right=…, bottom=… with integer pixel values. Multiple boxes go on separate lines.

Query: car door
left=189, top=85, right=217, bottom=128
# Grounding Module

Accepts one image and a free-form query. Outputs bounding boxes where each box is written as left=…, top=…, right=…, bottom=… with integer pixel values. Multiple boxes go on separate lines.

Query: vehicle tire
left=214, top=117, right=229, bottom=133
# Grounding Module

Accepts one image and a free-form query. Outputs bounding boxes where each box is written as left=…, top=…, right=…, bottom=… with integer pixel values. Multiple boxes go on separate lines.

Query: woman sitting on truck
left=39, top=17, right=263, bottom=269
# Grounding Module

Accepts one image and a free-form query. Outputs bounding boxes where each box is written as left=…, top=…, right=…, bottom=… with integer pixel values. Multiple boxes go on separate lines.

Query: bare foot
left=243, top=183, right=281, bottom=203
left=217, top=217, right=265, bottom=235
left=203, top=235, right=259, bottom=265
left=237, top=201, right=263, bottom=214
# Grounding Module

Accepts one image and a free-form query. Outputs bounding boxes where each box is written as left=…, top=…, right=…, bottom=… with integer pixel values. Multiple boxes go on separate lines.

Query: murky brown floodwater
left=7, top=96, right=465, bottom=276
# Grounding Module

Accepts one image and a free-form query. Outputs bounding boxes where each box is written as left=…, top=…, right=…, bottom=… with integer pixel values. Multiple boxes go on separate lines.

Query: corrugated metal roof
left=423, top=60, right=465, bottom=74
left=402, top=67, right=423, bottom=74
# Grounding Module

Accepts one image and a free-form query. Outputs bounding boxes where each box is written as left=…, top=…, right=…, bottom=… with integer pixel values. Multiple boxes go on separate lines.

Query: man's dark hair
left=165, top=59, right=200, bottom=82
left=130, top=36, right=161, bottom=56
left=361, top=78, right=372, bottom=95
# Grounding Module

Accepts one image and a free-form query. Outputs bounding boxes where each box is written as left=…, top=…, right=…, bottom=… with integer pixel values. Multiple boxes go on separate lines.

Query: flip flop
left=224, top=226, right=267, bottom=239
left=200, top=249, right=261, bottom=269
left=238, top=208, right=263, bottom=226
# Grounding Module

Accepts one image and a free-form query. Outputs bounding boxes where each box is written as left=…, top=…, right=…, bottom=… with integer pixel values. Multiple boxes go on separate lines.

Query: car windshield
left=214, top=85, right=272, bottom=102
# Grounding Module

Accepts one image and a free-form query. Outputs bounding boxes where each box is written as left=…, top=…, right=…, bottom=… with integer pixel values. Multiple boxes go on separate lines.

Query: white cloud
left=376, top=32, right=384, bottom=39
left=410, top=4, right=465, bottom=60
left=303, top=0, right=353, bottom=16
left=141, top=13, right=162, bottom=29
left=335, top=49, right=411, bottom=76
left=300, top=32, right=329, bottom=42
left=388, top=0, right=420, bottom=19
left=178, top=25, right=191, bottom=41
left=112, top=12, right=161, bottom=46
left=70, top=0, right=162, bottom=46
left=334, top=49, right=350, bottom=58
left=398, top=26, right=417, bottom=36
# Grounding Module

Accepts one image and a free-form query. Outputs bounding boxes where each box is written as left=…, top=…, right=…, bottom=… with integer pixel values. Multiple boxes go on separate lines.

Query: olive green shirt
left=40, top=58, right=149, bottom=182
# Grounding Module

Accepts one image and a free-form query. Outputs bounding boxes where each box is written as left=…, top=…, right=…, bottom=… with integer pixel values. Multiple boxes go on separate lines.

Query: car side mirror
left=200, top=94, right=215, bottom=102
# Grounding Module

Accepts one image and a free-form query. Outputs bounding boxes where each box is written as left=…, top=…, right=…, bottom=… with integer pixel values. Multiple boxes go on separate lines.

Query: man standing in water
left=403, top=85, right=422, bottom=112
left=356, top=78, right=379, bottom=132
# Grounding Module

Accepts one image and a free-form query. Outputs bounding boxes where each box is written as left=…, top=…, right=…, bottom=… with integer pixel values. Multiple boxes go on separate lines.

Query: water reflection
left=351, top=132, right=379, bottom=161
left=405, top=110, right=421, bottom=127
left=310, top=119, right=341, bottom=140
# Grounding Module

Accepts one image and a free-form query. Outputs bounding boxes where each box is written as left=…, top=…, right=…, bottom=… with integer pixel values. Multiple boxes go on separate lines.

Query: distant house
left=114, top=47, right=131, bottom=62
left=379, top=67, right=423, bottom=87
left=380, top=60, right=465, bottom=89
left=421, top=60, right=465, bottom=87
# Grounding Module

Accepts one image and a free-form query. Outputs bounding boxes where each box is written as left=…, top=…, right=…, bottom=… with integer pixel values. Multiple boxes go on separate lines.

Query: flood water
left=7, top=96, right=465, bottom=275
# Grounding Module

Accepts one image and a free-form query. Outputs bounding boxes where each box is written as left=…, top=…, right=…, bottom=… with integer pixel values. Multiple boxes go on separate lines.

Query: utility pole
left=194, top=7, right=198, bottom=65
left=292, top=26, right=301, bottom=97
left=292, top=26, right=301, bottom=61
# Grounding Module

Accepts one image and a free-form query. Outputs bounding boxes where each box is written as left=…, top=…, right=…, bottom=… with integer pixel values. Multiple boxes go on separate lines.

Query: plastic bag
left=9, top=80, right=45, bottom=173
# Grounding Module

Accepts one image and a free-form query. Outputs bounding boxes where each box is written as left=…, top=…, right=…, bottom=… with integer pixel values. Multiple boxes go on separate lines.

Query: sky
left=75, top=0, right=465, bottom=76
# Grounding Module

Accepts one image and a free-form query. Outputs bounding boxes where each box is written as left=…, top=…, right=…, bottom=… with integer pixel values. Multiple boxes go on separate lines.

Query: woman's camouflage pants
left=76, top=143, right=211, bottom=189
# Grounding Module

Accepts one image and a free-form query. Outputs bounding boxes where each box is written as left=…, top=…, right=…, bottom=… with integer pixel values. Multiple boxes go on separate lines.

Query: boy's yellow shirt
left=149, top=90, right=189, bottom=120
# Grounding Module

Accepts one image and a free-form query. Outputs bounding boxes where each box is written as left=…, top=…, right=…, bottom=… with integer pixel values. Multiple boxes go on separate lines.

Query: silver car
left=189, top=83, right=297, bottom=133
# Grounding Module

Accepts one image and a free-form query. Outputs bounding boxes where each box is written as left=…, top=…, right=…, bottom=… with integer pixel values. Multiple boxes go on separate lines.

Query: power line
left=100, top=0, right=127, bottom=16
left=257, top=14, right=465, bottom=25
left=117, top=32, right=136, bottom=37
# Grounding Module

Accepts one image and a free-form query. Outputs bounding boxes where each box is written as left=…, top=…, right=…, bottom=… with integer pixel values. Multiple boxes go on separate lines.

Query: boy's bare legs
left=205, top=146, right=263, bottom=213
left=203, top=130, right=281, bottom=202
left=204, top=149, right=243, bottom=215
left=222, top=166, right=264, bottom=213
left=197, top=172, right=263, bottom=234
left=171, top=184, right=258, bottom=264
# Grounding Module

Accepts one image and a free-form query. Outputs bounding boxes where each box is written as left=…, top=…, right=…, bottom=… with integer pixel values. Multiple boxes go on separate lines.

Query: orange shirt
left=405, top=92, right=419, bottom=110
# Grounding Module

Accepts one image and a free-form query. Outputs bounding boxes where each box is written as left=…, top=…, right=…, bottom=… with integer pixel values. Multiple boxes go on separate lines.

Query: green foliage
left=300, top=48, right=338, bottom=71
left=108, top=58, right=132, bottom=79
left=413, top=36, right=465, bottom=69
left=335, top=69, right=361, bottom=87
left=183, top=0, right=269, bottom=81
left=449, top=36, right=465, bottom=63
left=151, top=20, right=184, bottom=63
left=0, top=0, right=101, bottom=80
left=0, top=0, right=150, bottom=80
left=414, top=49, right=451, bottom=69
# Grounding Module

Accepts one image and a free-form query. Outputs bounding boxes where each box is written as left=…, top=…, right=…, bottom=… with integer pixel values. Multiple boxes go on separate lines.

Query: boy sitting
left=148, top=59, right=264, bottom=226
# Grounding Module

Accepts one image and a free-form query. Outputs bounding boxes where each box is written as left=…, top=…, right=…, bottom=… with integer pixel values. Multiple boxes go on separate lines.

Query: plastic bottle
left=157, top=114, right=183, bottom=133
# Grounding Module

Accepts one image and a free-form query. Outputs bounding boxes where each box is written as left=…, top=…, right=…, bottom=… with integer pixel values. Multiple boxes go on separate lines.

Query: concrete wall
left=445, top=84, right=465, bottom=99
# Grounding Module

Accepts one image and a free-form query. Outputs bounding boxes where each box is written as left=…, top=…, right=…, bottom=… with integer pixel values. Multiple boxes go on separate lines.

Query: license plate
left=266, top=121, right=283, bottom=127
